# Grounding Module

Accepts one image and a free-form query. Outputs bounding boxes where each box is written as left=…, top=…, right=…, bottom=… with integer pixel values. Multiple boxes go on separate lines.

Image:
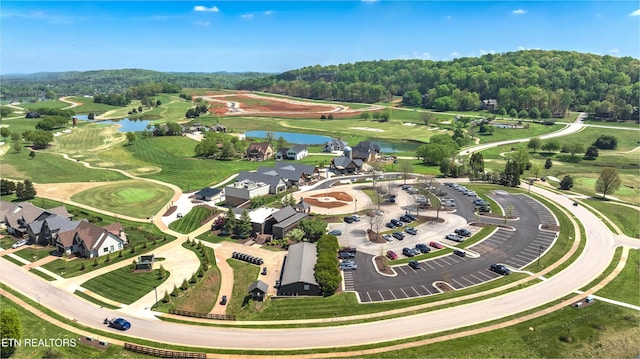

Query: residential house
left=323, top=138, right=348, bottom=152
left=351, top=141, right=380, bottom=162
left=211, top=123, right=227, bottom=133
left=55, top=220, right=126, bottom=258
left=194, top=187, right=221, bottom=201
left=279, top=242, right=321, bottom=296
left=236, top=171, right=287, bottom=194
left=27, top=215, right=81, bottom=246
left=246, top=142, right=274, bottom=161
left=225, top=179, right=272, bottom=207
left=481, top=99, right=499, bottom=111
left=248, top=280, right=269, bottom=301
left=276, top=145, right=308, bottom=161
left=270, top=206, right=308, bottom=239
left=231, top=207, right=279, bottom=237
left=268, top=162, right=319, bottom=187
left=330, top=156, right=364, bottom=174
left=1, top=201, right=53, bottom=238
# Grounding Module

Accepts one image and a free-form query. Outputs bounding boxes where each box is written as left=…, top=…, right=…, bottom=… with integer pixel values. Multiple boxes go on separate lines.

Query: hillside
left=0, top=69, right=270, bottom=100
left=237, top=50, right=639, bottom=119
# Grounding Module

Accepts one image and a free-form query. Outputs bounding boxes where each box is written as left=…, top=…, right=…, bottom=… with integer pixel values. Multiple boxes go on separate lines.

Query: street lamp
left=153, top=286, right=158, bottom=309
left=528, top=179, right=533, bottom=193
left=354, top=199, right=358, bottom=214
left=537, top=245, right=543, bottom=266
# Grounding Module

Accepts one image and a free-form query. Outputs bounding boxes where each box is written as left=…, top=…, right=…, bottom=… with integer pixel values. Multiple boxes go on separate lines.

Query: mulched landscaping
left=367, top=230, right=386, bottom=244
left=374, top=256, right=394, bottom=275
left=309, top=191, right=354, bottom=201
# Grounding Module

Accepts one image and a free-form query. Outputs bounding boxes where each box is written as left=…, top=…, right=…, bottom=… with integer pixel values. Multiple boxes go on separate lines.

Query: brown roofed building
left=246, top=142, right=274, bottom=161
left=55, top=221, right=126, bottom=258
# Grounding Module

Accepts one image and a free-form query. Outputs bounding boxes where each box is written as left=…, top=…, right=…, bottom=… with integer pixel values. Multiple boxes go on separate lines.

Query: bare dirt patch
left=310, top=192, right=353, bottom=201
left=163, top=206, right=177, bottom=217
left=435, top=282, right=455, bottom=292
left=303, top=198, right=345, bottom=208
left=33, top=182, right=115, bottom=201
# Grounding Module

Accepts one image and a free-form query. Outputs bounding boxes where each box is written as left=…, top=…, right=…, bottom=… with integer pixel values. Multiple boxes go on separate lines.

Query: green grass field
left=81, top=266, right=167, bottom=304
left=226, top=259, right=260, bottom=317
left=168, top=206, right=214, bottom=233
left=475, top=123, right=566, bottom=144
left=11, top=246, right=55, bottom=262
left=582, top=200, right=640, bottom=238
left=70, top=180, right=174, bottom=218
left=15, top=99, right=70, bottom=110
left=596, top=248, right=640, bottom=306
left=65, top=96, right=126, bottom=114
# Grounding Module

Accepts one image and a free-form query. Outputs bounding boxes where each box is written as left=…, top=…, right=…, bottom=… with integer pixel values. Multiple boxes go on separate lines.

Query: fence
left=124, top=343, right=206, bottom=358
left=169, top=308, right=236, bottom=321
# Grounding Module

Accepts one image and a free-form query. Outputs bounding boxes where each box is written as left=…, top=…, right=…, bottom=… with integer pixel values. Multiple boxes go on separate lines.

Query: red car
left=429, top=241, right=443, bottom=249
left=386, top=250, right=398, bottom=260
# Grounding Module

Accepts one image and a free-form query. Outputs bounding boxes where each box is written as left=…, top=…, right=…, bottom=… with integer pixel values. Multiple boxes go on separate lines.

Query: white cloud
left=241, top=14, right=254, bottom=19
left=449, top=52, right=461, bottom=58
left=479, top=49, right=495, bottom=55
left=609, top=48, right=620, bottom=54
left=629, top=9, right=640, bottom=16
left=512, top=9, right=526, bottom=15
left=194, top=5, right=219, bottom=12
left=264, top=10, right=273, bottom=16
left=194, top=21, right=210, bottom=26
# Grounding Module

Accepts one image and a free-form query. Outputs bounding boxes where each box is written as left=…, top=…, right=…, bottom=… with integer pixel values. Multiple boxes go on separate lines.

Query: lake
left=244, top=130, right=420, bottom=153
left=76, top=114, right=152, bottom=132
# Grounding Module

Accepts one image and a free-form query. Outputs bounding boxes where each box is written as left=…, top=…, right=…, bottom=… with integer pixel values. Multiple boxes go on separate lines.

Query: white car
left=12, top=239, right=27, bottom=249
left=445, top=233, right=465, bottom=242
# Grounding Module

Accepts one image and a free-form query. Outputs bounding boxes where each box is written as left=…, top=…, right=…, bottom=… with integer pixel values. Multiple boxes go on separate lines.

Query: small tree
left=12, top=141, right=22, bottom=153
left=171, top=285, right=179, bottom=297
left=93, top=258, right=99, bottom=267
left=29, top=150, right=36, bottom=159
left=509, top=108, right=518, bottom=119
left=595, top=167, right=621, bottom=199
left=126, top=132, right=137, bottom=145
left=80, top=262, right=86, bottom=271
left=544, top=158, right=553, bottom=169
left=162, top=291, right=170, bottom=303
left=181, top=279, right=189, bottom=290
left=560, top=175, right=574, bottom=190
left=527, top=137, right=541, bottom=153
left=584, top=146, right=599, bottom=160
left=0, top=308, right=23, bottom=358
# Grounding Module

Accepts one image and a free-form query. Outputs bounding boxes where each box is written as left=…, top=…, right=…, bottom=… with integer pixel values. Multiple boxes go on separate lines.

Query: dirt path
left=59, top=96, right=81, bottom=109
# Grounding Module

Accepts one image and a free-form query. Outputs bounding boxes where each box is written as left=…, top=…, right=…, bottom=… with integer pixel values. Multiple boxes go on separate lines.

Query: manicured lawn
left=29, top=268, right=58, bottom=281
left=226, top=259, right=260, bottom=318
left=0, top=235, right=19, bottom=250
left=168, top=206, right=214, bottom=233
left=0, top=295, right=148, bottom=359
left=0, top=149, right=128, bottom=183
left=71, top=180, right=174, bottom=219
left=475, top=123, right=565, bottom=144
left=582, top=120, right=640, bottom=129
left=596, top=248, right=640, bottom=306
left=16, top=99, right=69, bottom=110
left=12, top=246, right=56, bottom=262
left=582, top=199, right=640, bottom=238
left=66, top=96, right=127, bottom=114
left=74, top=290, right=121, bottom=309
left=361, top=303, right=639, bottom=358
left=155, top=242, right=220, bottom=313
left=1, top=255, right=25, bottom=266
left=81, top=266, right=167, bottom=305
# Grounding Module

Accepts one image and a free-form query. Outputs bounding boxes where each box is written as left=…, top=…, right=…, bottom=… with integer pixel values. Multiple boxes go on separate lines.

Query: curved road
left=0, top=184, right=623, bottom=350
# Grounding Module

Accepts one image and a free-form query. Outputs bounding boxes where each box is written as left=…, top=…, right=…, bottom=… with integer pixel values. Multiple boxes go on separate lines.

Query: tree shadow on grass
left=557, top=155, right=582, bottom=163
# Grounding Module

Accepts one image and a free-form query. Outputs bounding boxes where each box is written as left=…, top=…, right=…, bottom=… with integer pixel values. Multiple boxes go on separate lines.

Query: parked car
left=343, top=216, right=354, bottom=223
left=405, top=227, right=417, bottom=235
left=351, top=214, right=361, bottom=222
left=473, top=199, right=488, bottom=206
left=430, top=241, right=443, bottom=249
left=490, top=263, right=511, bottom=275
left=402, top=247, right=415, bottom=257
left=328, top=229, right=342, bottom=236
left=11, top=239, right=27, bottom=249
left=476, top=205, right=491, bottom=213
left=455, top=228, right=472, bottom=237
left=386, top=222, right=396, bottom=229
left=261, top=267, right=267, bottom=275
left=382, top=234, right=393, bottom=242
left=405, top=214, right=418, bottom=221
left=415, top=243, right=430, bottom=253
left=408, top=260, right=420, bottom=269
left=453, top=249, right=466, bottom=257
left=400, top=215, right=413, bottom=223
left=340, top=262, right=357, bottom=270
left=391, top=219, right=404, bottom=227
left=466, top=191, right=477, bottom=197
left=446, top=233, right=465, bottom=242
left=220, top=295, right=228, bottom=305
left=392, top=232, right=405, bottom=240
left=106, top=317, right=131, bottom=331
left=338, top=247, right=357, bottom=253
left=386, top=250, right=398, bottom=260
left=338, top=252, right=355, bottom=259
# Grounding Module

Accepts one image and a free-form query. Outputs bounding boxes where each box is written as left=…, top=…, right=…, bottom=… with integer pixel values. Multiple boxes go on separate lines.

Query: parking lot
left=346, top=185, right=559, bottom=303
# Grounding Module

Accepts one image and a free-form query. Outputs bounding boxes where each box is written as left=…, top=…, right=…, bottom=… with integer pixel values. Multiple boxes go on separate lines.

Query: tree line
left=0, top=69, right=269, bottom=101
left=237, top=50, right=639, bottom=119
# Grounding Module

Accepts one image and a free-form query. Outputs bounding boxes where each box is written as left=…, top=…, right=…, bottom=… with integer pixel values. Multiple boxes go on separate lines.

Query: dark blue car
left=108, top=318, right=131, bottom=331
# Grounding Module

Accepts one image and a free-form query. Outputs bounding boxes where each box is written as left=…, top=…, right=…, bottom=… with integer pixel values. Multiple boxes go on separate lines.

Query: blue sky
left=1, top=1, right=639, bottom=74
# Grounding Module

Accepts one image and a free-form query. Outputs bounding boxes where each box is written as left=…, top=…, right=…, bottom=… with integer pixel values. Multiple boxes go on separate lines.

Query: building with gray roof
left=279, top=242, right=321, bottom=296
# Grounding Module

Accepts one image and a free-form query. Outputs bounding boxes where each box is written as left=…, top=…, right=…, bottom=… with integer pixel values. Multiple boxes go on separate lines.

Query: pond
left=245, top=130, right=420, bottom=153
left=76, top=114, right=152, bottom=132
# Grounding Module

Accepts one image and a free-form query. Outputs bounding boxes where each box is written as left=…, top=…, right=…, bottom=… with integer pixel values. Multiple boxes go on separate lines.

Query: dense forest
left=0, top=69, right=269, bottom=100
left=237, top=50, right=639, bottom=120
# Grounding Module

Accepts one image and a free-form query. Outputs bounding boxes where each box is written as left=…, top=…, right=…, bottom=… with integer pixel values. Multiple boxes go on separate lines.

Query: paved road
left=458, top=112, right=588, bottom=156
left=0, top=184, right=621, bottom=350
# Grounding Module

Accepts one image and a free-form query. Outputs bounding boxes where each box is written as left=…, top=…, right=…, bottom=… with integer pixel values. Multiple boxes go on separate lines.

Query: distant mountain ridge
left=0, top=68, right=271, bottom=99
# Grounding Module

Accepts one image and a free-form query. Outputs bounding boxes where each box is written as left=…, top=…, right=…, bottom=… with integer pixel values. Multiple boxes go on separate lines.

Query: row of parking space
left=358, top=266, right=505, bottom=303
left=502, top=231, right=557, bottom=268
left=490, top=195, right=521, bottom=218
left=517, top=195, right=558, bottom=226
